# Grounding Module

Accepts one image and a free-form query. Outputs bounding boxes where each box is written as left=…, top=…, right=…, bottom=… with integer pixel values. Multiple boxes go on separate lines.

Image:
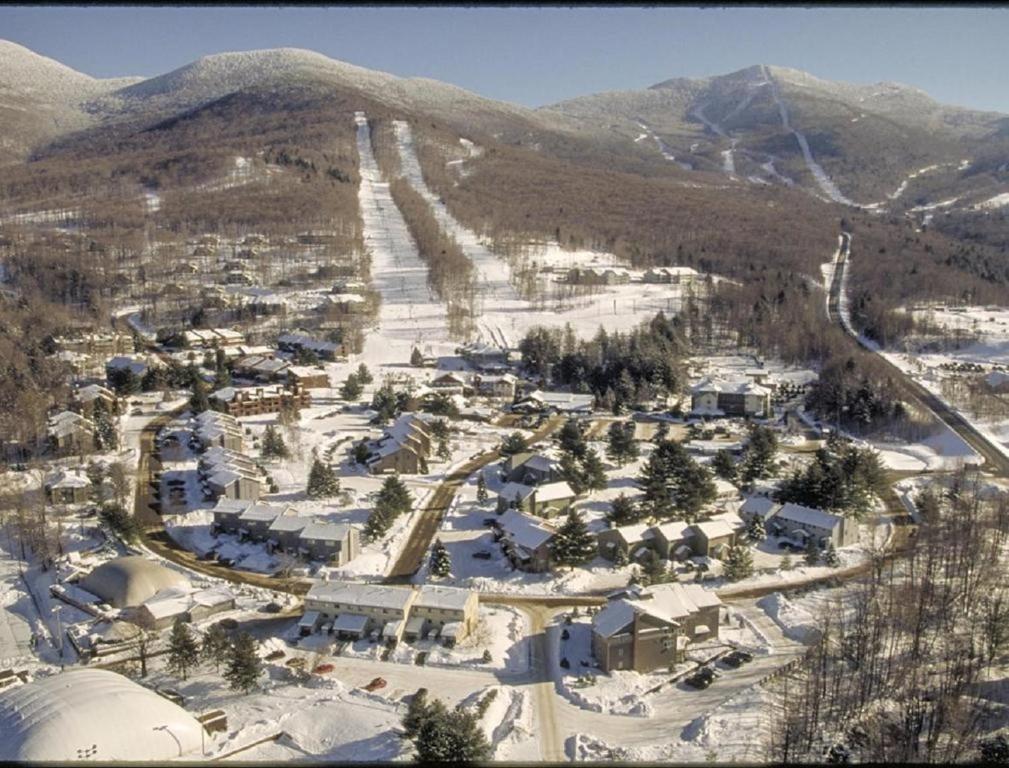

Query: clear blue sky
left=4, top=6, right=1009, bottom=113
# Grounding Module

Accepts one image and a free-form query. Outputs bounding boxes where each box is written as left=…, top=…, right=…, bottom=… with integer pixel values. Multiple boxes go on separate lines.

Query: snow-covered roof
left=308, top=581, right=415, bottom=612
left=708, top=510, right=746, bottom=531
left=691, top=377, right=770, bottom=397
left=497, top=481, right=536, bottom=502
left=532, top=481, right=576, bottom=502
left=299, top=520, right=352, bottom=542
left=332, top=613, right=370, bottom=634
left=526, top=390, right=594, bottom=411
left=592, top=601, right=635, bottom=638
left=415, top=585, right=472, bottom=612
left=739, top=495, right=780, bottom=520
left=607, top=523, right=652, bottom=543
left=497, top=509, right=555, bottom=551
left=81, top=556, right=190, bottom=608
left=239, top=504, right=282, bottom=523
left=138, top=587, right=192, bottom=620
left=45, top=468, right=91, bottom=490
left=650, top=521, right=694, bottom=541
left=75, top=384, right=115, bottom=403
left=382, top=619, right=403, bottom=637
left=775, top=502, right=842, bottom=530
left=0, top=669, right=205, bottom=761
left=268, top=515, right=310, bottom=533
left=212, top=498, right=252, bottom=517
left=692, top=519, right=736, bottom=540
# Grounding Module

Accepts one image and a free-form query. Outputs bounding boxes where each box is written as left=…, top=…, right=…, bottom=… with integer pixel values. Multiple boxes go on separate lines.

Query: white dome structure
left=80, top=556, right=189, bottom=608
left=0, top=669, right=205, bottom=761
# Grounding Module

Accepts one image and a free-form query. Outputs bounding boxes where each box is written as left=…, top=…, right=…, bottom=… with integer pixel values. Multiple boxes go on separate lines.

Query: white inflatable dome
left=80, top=555, right=189, bottom=608
left=0, top=669, right=205, bottom=761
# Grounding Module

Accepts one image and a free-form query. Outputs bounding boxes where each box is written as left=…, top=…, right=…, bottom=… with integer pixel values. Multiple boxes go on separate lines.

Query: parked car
left=285, top=657, right=306, bottom=668
left=733, top=650, right=754, bottom=663
left=264, top=649, right=286, bottom=662
left=313, top=663, right=335, bottom=674
left=262, top=601, right=283, bottom=614
left=218, top=618, right=239, bottom=630
left=722, top=653, right=744, bottom=669
left=363, top=676, right=387, bottom=692
left=482, top=518, right=498, bottom=526
left=471, top=550, right=493, bottom=560
left=684, top=673, right=712, bottom=690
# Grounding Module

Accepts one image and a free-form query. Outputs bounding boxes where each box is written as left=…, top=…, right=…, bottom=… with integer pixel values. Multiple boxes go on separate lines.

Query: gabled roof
left=498, top=509, right=556, bottom=551
left=775, top=502, right=843, bottom=530
left=415, top=584, right=473, bottom=612
left=691, top=377, right=770, bottom=397
left=692, top=519, right=737, bottom=539
left=299, top=520, right=352, bottom=542
left=650, top=520, right=694, bottom=541
left=739, top=495, right=780, bottom=519
left=307, top=581, right=416, bottom=612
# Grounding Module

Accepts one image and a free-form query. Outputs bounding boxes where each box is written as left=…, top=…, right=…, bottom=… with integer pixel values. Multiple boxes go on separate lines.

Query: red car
left=363, top=676, right=387, bottom=692
left=313, top=663, right=335, bottom=674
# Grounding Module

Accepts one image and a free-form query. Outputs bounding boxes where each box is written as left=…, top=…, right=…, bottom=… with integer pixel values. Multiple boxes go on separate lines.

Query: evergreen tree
left=780, top=553, right=794, bottom=571
left=475, top=472, right=488, bottom=504
left=352, top=441, right=371, bottom=465
left=92, top=398, right=119, bottom=451
left=429, top=539, right=452, bottom=578
left=306, top=458, right=341, bottom=499
left=340, top=373, right=363, bottom=401
left=823, top=541, right=840, bottom=567
left=740, top=425, right=779, bottom=483
left=746, top=515, right=767, bottom=542
left=559, top=452, right=588, bottom=495
left=606, top=421, right=638, bottom=466
left=499, top=432, right=527, bottom=456
left=141, top=365, right=168, bottom=392
left=612, top=547, right=628, bottom=567
left=108, top=366, right=141, bottom=395
left=581, top=448, right=608, bottom=492
left=723, top=543, right=754, bottom=582
left=363, top=506, right=392, bottom=541
left=261, top=424, right=290, bottom=459
left=166, top=618, right=200, bottom=680
left=190, top=376, right=210, bottom=414
left=356, top=363, right=374, bottom=385
left=224, top=633, right=263, bottom=694
left=638, top=439, right=716, bottom=520
left=403, top=688, right=432, bottom=739
left=606, top=493, right=644, bottom=526
left=201, top=623, right=231, bottom=672
left=642, top=557, right=673, bottom=586
left=804, top=536, right=821, bottom=566
left=550, top=510, right=597, bottom=568
left=410, top=347, right=424, bottom=367
left=712, top=449, right=738, bottom=482
left=557, top=419, right=587, bottom=459
left=409, top=698, right=492, bottom=763
left=376, top=474, right=413, bottom=518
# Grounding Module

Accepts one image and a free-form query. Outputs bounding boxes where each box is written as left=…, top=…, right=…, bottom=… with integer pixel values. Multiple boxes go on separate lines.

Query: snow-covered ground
left=355, top=111, right=455, bottom=366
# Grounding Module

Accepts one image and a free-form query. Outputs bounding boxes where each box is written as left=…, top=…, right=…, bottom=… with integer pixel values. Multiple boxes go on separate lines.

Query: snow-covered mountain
left=539, top=64, right=1009, bottom=205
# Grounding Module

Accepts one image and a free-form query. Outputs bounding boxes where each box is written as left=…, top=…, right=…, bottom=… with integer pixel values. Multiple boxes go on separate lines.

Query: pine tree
left=377, top=474, right=413, bottom=518
left=430, top=539, right=452, bottom=578
left=166, top=618, right=200, bottom=680
left=224, top=632, right=263, bottom=694
left=261, top=424, right=290, bottom=459
left=550, top=510, right=597, bottom=568
left=823, top=541, right=840, bottom=567
left=740, top=425, right=779, bottom=483
left=612, top=547, right=629, bottom=567
left=723, top=543, right=754, bottom=582
left=410, top=347, right=424, bottom=367
left=409, top=698, right=492, bottom=763
left=780, top=553, right=794, bottom=572
left=606, top=494, right=644, bottom=526
left=363, top=506, right=391, bottom=541
left=202, top=623, right=231, bottom=672
left=306, top=458, right=341, bottom=499
left=340, top=373, right=363, bottom=401
left=804, top=536, right=821, bottom=566
left=712, top=449, right=737, bottom=482
left=403, top=688, right=431, bottom=739
left=746, top=515, right=767, bottom=542
left=581, top=448, right=608, bottom=492
left=606, top=421, right=638, bottom=466
left=190, top=376, right=210, bottom=414
left=557, top=419, right=587, bottom=459
left=356, top=363, right=374, bottom=385
left=500, top=432, right=526, bottom=456
left=643, top=557, right=672, bottom=585
left=475, top=472, right=488, bottom=504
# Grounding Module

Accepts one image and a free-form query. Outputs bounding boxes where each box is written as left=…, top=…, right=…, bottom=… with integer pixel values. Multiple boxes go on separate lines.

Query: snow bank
left=756, top=592, right=819, bottom=644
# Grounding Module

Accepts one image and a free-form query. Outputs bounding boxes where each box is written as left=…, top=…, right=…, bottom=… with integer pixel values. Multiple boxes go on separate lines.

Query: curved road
left=828, top=232, right=1009, bottom=476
